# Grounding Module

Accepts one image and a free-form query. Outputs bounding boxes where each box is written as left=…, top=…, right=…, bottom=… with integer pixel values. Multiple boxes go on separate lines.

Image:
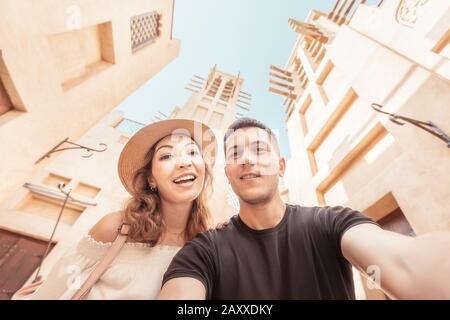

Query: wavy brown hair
left=122, top=138, right=213, bottom=246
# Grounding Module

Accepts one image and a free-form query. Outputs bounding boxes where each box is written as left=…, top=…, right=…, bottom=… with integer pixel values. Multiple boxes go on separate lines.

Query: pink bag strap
left=71, top=223, right=130, bottom=300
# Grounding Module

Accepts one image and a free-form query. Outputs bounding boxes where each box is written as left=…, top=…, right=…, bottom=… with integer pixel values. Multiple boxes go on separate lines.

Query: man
left=158, top=117, right=450, bottom=300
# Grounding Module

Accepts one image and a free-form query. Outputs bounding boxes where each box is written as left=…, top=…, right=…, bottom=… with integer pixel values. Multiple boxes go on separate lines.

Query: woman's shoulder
left=88, top=211, right=124, bottom=243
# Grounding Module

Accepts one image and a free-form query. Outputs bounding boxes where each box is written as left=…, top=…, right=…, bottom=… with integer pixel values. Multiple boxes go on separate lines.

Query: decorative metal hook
left=371, top=103, right=450, bottom=148
left=35, top=138, right=108, bottom=164
left=57, top=182, right=74, bottom=200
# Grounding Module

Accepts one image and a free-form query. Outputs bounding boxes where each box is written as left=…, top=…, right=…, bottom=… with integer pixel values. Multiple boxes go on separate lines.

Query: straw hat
left=118, top=118, right=217, bottom=195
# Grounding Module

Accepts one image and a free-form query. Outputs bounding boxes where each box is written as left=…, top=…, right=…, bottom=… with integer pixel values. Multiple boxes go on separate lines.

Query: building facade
left=0, top=0, right=179, bottom=299
left=270, top=0, right=450, bottom=299
left=0, top=0, right=180, bottom=203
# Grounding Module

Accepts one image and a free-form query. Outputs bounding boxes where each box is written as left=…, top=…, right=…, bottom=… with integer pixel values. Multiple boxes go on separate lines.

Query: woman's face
left=150, top=134, right=206, bottom=204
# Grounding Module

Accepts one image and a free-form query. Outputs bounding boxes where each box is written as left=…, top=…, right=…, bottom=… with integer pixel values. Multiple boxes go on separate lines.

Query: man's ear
left=279, top=157, right=286, bottom=177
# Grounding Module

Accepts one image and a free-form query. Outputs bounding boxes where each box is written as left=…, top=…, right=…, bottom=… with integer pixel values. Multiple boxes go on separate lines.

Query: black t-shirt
left=162, top=204, right=377, bottom=299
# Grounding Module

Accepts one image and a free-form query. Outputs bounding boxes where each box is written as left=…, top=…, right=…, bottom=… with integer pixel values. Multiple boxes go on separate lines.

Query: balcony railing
left=115, top=118, right=146, bottom=136
left=328, top=0, right=366, bottom=25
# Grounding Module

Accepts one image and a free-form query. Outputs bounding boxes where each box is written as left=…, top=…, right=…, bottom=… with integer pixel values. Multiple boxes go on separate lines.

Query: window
left=115, top=118, right=146, bottom=136
left=48, top=22, right=115, bottom=91
left=206, top=76, right=222, bottom=97
left=15, top=173, right=100, bottom=226
left=73, top=182, right=100, bottom=198
left=42, top=173, right=71, bottom=187
left=17, top=193, right=83, bottom=226
left=130, top=11, right=161, bottom=53
left=219, top=80, right=234, bottom=102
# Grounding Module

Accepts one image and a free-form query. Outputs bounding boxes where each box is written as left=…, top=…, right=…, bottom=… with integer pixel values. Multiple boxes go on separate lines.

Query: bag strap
left=33, top=184, right=73, bottom=283
left=71, top=223, right=130, bottom=300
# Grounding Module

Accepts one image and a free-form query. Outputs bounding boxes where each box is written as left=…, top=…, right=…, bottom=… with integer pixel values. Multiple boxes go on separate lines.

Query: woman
left=31, top=119, right=217, bottom=299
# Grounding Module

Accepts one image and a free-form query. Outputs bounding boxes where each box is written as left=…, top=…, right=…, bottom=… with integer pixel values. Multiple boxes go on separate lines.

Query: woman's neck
left=158, top=200, right=193, bottom=246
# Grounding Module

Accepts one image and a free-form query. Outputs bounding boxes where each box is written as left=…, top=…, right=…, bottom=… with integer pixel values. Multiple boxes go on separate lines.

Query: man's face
left=224, top=127, right=285, bottom=205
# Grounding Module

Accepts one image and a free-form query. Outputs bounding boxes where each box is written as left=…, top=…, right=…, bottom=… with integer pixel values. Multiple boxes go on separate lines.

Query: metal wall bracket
left=35, top=138, right=107, bottom=164
left=371, top=103, right=450, bottom=148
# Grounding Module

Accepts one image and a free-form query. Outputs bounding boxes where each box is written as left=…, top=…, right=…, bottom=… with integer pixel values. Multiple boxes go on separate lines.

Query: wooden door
left=0, top=229, right=55, bottom=300
left=378, top=207, right=415, bottom=237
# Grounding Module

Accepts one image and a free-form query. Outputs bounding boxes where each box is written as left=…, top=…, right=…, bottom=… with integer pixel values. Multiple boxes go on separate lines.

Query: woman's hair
left=122, top=137, right=213, bottom=246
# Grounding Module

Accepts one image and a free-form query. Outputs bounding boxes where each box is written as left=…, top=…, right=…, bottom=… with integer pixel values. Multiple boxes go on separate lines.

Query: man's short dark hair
left=223, top=117, right=280, bottom=155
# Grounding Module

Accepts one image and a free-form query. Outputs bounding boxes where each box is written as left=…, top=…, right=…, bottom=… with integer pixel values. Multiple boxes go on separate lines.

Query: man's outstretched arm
left=341, top=223, right=450, bottom=299
left=157, top=277, right=206, bottom=300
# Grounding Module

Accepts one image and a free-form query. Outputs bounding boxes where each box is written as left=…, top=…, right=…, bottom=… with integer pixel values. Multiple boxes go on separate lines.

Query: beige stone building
left=0, top=0, right=179, bottom=299
left=3, top=0, right=448, bottom=301
left=0, top=0, right=179, bottom=203
left=270, top=0, right=450, bottom=299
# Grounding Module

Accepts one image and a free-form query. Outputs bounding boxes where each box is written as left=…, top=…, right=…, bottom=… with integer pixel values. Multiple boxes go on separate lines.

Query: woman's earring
left=150, top=185, right=158, bottom=193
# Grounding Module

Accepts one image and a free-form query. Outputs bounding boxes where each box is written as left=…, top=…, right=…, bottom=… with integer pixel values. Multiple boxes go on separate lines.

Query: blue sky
left=116, top=0, right=336, bottom=158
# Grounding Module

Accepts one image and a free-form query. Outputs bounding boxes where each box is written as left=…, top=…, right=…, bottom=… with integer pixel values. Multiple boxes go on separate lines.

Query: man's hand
left=209, top=219, right=230, bottom=231
left=341, top=224, right=450, bottom=299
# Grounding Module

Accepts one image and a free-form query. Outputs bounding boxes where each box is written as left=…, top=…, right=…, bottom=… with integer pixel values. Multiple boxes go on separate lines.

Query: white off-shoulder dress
left=31, top=235, right=181, bottom=300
